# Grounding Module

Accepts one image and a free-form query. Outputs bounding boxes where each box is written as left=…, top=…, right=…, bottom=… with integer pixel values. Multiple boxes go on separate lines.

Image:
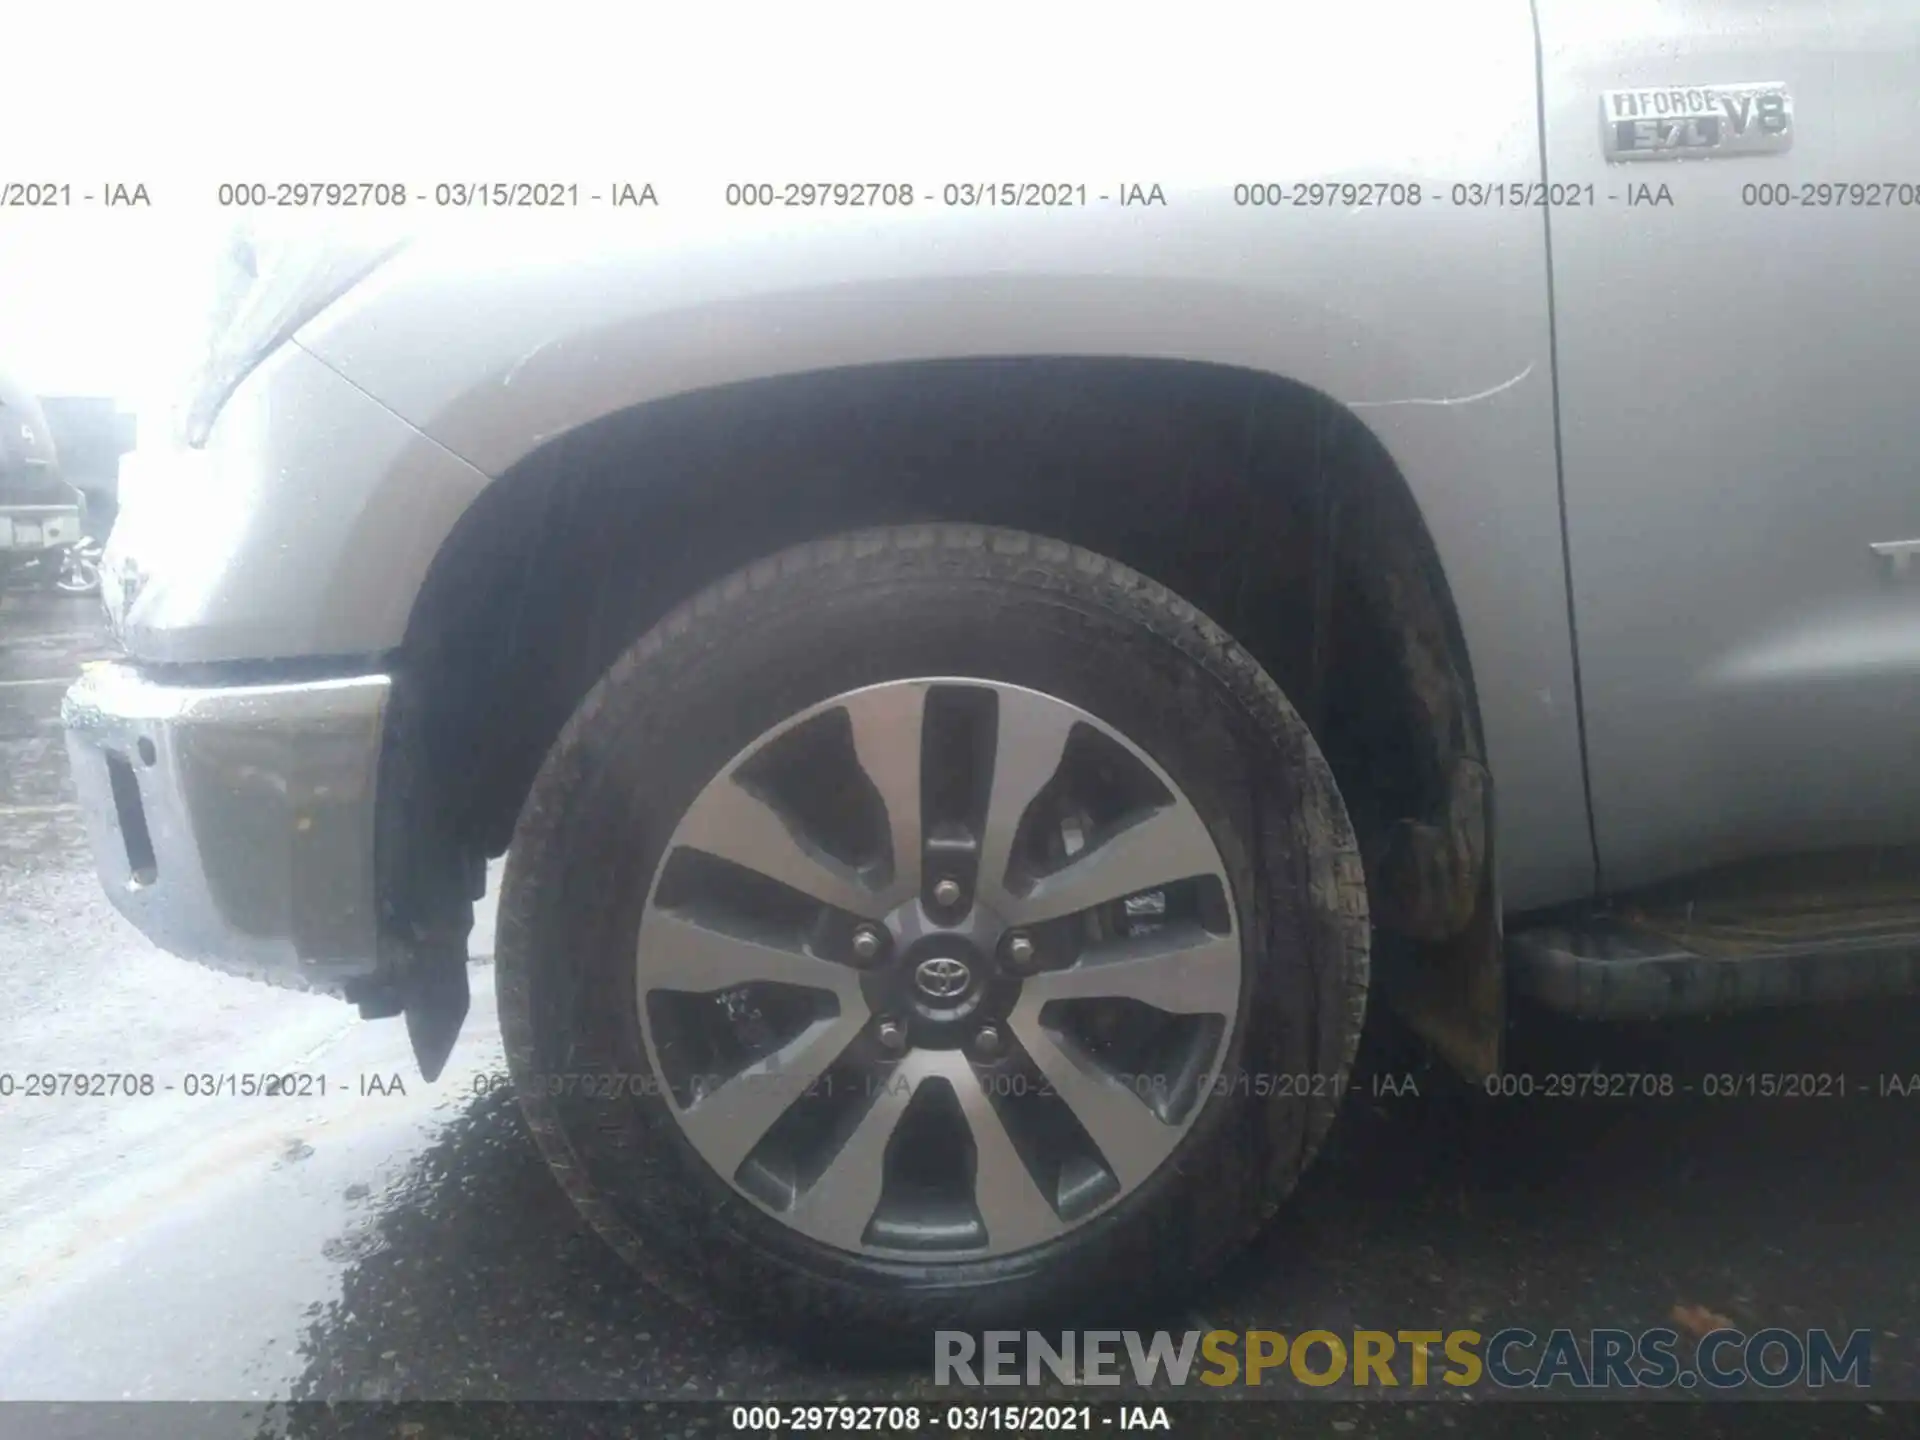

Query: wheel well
left=377, top=357, right=1489, bottom=1001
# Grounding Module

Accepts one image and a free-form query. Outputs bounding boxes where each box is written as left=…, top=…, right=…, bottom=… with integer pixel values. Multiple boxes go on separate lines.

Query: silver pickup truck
left=62, top=6, right=1920, bottom=1339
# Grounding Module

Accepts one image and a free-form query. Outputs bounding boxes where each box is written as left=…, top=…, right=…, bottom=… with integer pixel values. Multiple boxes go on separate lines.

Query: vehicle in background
left=0, top=367, right=88, bottom=590
left=2, top=533, right=103, bottom=596
left=40, top=395, right=137, bottom=544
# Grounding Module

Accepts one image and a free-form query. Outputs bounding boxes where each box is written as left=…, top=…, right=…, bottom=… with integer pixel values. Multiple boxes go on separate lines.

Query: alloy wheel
left=634, top=678, right=1243, bottom=1260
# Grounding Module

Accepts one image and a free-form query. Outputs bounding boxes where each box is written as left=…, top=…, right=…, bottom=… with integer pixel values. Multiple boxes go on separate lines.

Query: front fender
left=135, top=0, right=1591, bottom=911
left=300, top=208, right=1588, bottom=907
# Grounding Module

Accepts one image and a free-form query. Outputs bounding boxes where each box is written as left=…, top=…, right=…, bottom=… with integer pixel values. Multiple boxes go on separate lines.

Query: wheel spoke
left=842, top=684, right=927, bottom=910
left=648, top=675, right=1242, bottom=1261
left=945, top=1057, right=1067, bottom=1250
left=1024, top=923, right=1240, bottom=1017
left=639, top=909, right=864, bottom=1004
left=1012, top=803, right=1219, bottom=925
left=674, top=776, right=884, bottom=919
left=676, top=1008, right=869, bottom=1179
left=786, top=1056, right=922, bottom=1249
left=976, top=687, right=1078, bottom=913
left=1008, top=1011, right=1180, bottom=1190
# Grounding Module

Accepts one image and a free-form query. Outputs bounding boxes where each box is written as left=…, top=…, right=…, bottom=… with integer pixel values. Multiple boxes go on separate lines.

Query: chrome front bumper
left=62, top=662, right=391, bottom=995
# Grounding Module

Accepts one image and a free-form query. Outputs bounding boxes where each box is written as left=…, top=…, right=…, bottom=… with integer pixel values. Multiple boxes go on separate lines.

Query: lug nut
left=875, top=1018, right=907, bottom=1052
left=850, top=924, right=886, bottom=963
left=1003, top=931, right=1037, bottom=973
left=972, top=1025, right=1003, bottom=1059
left=932, top=877, right=964, bottom=909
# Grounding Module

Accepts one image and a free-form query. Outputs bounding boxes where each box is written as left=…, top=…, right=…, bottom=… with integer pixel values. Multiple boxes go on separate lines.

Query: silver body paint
left=1537, top=0, right=1920, bottom=889
left=73, top=0, right=1920, bottom=986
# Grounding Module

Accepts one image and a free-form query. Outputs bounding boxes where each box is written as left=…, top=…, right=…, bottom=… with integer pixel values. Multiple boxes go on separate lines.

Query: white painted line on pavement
left=0, top=676, right=77, bottom=689
left=0, top=631, right=102, bottom=646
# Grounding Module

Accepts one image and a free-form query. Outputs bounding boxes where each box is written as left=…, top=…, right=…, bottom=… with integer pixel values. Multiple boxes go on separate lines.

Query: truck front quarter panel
left=112, top=2, right=1594, bottom=913
left=109, top=341, right=490, bottom=666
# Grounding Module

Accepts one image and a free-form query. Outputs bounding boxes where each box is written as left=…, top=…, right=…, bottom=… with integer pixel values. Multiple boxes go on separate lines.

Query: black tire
left=496, top=524, right=1370, bottom=1343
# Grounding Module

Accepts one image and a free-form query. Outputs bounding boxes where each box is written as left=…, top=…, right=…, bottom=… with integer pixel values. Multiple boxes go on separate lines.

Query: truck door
left=1534, top=0, right=1920, bottom=890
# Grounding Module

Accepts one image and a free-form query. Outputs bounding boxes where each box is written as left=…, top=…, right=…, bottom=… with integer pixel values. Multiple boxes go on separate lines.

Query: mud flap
left=1370, top=759, right=1504, bottom=1081
left=1372, top=758, right=1491, bottom=942
left=1374, top=756, right=1505, bottom=1082
left=404, top=944, right=471, bottom=1083
left=1377, top=866, right=1504, bottom=1080
left=376, top=673, right=483, bottom=1082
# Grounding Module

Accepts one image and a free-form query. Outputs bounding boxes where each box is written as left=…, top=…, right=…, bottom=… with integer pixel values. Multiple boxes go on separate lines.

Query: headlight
left=180, top=225, right=406, bottom=447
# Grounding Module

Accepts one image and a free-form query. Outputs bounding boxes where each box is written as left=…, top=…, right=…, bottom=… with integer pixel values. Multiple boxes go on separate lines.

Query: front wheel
left=496, top=525, right=1369, bottom=1341
left=50, top=541, right=101, bottom=596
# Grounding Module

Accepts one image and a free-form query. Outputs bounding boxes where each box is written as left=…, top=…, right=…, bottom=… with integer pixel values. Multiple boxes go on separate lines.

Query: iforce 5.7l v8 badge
left=1601, top=82, right=1792, bottom=162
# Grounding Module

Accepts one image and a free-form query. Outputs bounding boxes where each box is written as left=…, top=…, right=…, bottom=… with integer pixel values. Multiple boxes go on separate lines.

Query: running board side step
left=1509, top=922, right=1920, bottom=1019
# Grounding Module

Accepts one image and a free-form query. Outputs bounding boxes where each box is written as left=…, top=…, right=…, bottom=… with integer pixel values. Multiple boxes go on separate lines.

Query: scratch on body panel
left=1349, top=362, right=1535, bottom=411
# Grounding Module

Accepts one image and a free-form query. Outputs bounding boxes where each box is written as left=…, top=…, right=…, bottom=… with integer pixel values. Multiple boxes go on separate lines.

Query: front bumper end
left=62, top=662, right=391, bottom=995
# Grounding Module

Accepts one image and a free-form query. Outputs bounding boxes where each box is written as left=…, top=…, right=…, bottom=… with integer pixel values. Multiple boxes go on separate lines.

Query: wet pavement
left=1, top=591, right=1915, bottom=1435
